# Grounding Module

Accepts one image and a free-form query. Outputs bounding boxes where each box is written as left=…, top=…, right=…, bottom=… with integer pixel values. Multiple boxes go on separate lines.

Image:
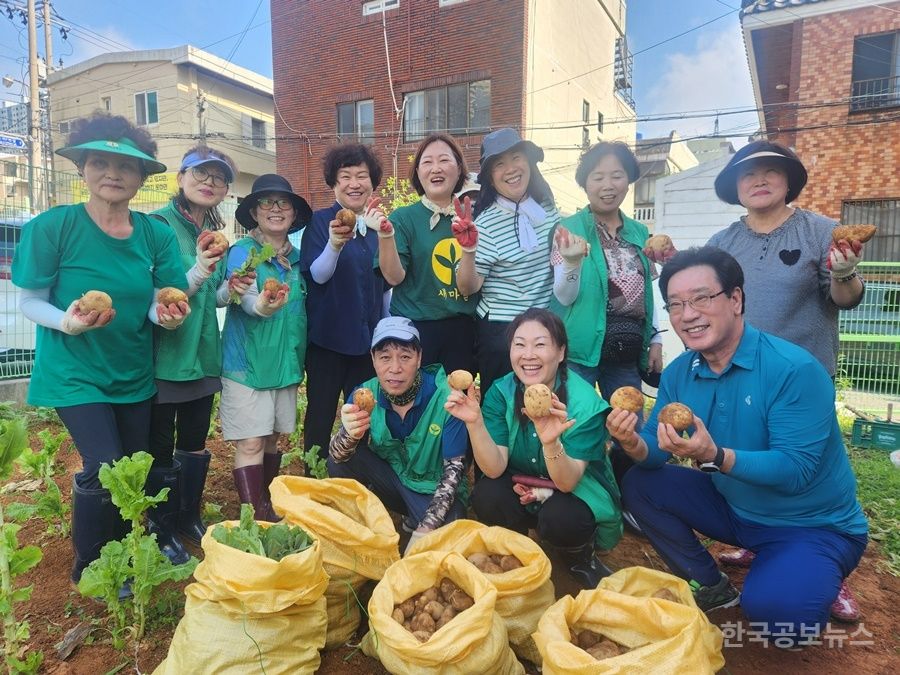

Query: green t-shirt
left=11, top=204, right=187, bottom=407
left=221, top=237, right=307, bottom=390
left=482, top=371, right=623, bottom=550
left=382, top=201, right=478, bottom=320
left=151, top=200, right=226, bottom=382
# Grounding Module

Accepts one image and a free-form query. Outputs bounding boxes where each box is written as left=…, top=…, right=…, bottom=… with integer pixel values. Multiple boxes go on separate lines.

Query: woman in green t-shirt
left=147, top=146, right=240, bottom=565
left=445, top=308, right=622, bottom=588
left=11, top=112, right=189, bottom=587
left=377, top=134, right=477, bottom=373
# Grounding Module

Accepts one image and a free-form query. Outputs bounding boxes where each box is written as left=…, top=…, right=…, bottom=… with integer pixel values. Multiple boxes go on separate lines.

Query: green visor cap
left=56, top=137, right=167, bottom=175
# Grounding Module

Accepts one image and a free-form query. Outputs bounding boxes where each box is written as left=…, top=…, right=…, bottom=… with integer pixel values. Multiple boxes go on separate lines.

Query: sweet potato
left=524, top=383, right=552, bottom=418
left=447, top=369, right=474, bottom=391
left=610, top=386, right=644, bottom=414
left=658, top=402, right=693, bottom=433
left=77, top=290, right=112, bottom=314
left=352, top=387, right=376, bottom=413
left=157, top=287, right=188, bottom=306
left=832, top=224, right=876, bottom=244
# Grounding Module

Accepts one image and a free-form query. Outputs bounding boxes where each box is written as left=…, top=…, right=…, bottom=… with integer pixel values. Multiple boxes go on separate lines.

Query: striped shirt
left=473, top=200, right=558, bottom=320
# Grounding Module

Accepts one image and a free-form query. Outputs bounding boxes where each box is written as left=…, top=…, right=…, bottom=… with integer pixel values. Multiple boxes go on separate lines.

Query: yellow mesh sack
left=269, top=475, right=400, bottom=648
left=361, top=550, right=525, bottom=675
left=153, top=521, right=329, bottom=675
left=406, top=519, right=554, bottom=665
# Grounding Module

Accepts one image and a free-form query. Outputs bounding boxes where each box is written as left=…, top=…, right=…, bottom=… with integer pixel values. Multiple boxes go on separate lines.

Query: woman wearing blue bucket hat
left=12, top=111, right=189, bottom=591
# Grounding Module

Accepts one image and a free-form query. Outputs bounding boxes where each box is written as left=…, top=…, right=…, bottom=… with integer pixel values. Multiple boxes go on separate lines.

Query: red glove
left=827, top=239, right=862, bottom=275
left=452, top=196, right=478, bottom=253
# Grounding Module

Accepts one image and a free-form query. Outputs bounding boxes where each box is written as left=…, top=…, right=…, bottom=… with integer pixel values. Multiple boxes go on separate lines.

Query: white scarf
left=420, top=196, right=456, bottom=230
left=495, top=195, right=545, bottom=252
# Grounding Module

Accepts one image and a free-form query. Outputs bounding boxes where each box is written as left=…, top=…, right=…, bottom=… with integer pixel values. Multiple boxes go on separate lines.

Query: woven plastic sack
left=406, top=519, right=554, bottom=665
left=361, top=550, right=524, bottom=675
left=269, top=475, right=400, bottom=648
left=533, top=580, right=725, bottom=674
left=153, top=521, right=329, bottom=675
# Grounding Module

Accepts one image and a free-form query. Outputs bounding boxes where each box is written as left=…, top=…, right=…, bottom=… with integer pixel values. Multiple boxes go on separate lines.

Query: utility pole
left=197, top=92, right=207, bottom=143
left=27, top=0, right=43, bottom=213
left=42, top=0, right=54, bottom=205
left=42, top=0, right=52, bottom=70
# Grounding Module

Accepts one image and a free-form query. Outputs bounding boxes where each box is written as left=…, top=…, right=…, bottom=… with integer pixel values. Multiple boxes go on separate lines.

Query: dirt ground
left=9, top=427, right=900, bottom=674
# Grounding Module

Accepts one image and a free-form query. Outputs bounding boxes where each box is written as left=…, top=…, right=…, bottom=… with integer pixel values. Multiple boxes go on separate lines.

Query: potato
left=410, top=611, right=436, bottom=633
left=435, top=605, right=456, bottom=630
left=397, top=597, right=416, bottom=619
left=658, top=402, right=694, bottom=433
left=352, top=387, right=376, bottom=413
left=449, top=589, right=474, bottom=611
left=610, top=386, right=644, bottom=414
left=412, top=630, right=432, bottom=643
left=482, top=561, right=504, bottom=574
left=499, top=554, right=523, bottom=571
left=645, top=233, right=674, bottom=253
left=587, top=639, right=622, bottom=660
left=651, top=588, right=680, bottom=603
left=391, top=607, right=406, bottom=624
left=575, top=629, right=601, bottom=649
left=158, top=287, right=188, bottom=306
left=439, top=577, right=460, bottom=601
left=420, top=586, right=439, bottom=604
left=336, top=208, right=357, bottom=229
left=489, top=554, right=503, bottom=566
left=832, top=224, right=876, bottom=244
left=523, top=383, right=552, bottom=418
left=423, top=600, right=444, bottom=621
left=208, top=230, right=229, bottom=252
left=466, top=552, right=490, bottom=570
left=263, top=277, right=282, bottom=295
left=447, top=369, right=474, bottom=390
left=77, top=290, right=112, bottom=314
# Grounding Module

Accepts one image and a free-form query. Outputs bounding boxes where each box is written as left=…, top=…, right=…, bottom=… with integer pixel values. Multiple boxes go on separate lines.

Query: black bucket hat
left=235, top=174, right=313, bottom=233
left=714, top=140, right=808, bottom=206
left=477, top=128, right=545, bottom=186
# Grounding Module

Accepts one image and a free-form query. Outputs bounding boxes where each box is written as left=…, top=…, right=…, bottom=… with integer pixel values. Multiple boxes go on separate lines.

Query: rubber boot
left=146, top=461, right=191, bottom=565
left=71, top=473, right=131, bottom=599
left=233, top=464, right=267, bottom=520
left=260, top=451, right=282, bottom=522
left=174, top=449, right=211, bottom=544
left=559, top=541, right=613, bottom=588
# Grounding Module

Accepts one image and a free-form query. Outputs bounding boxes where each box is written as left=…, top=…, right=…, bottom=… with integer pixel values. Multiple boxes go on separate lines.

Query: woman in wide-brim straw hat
left=11, top=111, right=189, bottom=592
left=453, top=127, right=561, bottom=396
left=221, top=173, right=312, bottom=521
left=707, top=139, right=866, bottom=622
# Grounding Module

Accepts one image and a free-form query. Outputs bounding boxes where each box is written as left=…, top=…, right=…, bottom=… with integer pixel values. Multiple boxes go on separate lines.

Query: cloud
left=639, top=27, right=758, bottom=147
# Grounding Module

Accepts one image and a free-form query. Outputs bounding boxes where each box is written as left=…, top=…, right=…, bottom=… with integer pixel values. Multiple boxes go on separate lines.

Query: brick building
left=741, top=0, right=900, bottom=260
left=271, top=0, right=636, bottom=214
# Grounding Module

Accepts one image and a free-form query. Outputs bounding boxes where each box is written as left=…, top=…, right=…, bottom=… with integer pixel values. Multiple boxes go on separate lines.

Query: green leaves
left=0, top=417, right=28, bottom=481
left=6, top=480, right=70, bottom=536
left=228, top=243, right=277, bottom=303
left=211, top=504, right=313, bottom=561
left=77, top=539, right=130, bottom=607
left=98, top=452, right=167, bottom=525
left=16, top=429, right=67, bottom=481
left=130, top=534, right=197, bottom=609
left=301, top=445, right=328, bottom=479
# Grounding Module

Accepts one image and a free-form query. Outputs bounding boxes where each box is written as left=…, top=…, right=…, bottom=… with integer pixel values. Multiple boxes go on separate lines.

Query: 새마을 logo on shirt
left=428, top=423, right=441, bottom=436
left=431, top=238, right=462, bottom=286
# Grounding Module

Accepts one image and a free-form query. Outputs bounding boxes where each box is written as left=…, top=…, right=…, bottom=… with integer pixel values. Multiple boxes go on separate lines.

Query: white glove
left=828, top=240, right=863, bottom=278
left=59, top=299, right=113, bottom=336
left=554, top=227, right=589, bottom=270
left=156, top=301, right=190, bottom=330
left=404, top=528, right=428, bottom=556
left=339, top=403, right=370, bottom=440
left=253, top=284, right=288, bottom=317
left=329, top=219, right=353, bottom=251
left=363, top=199, right=394, bottom=239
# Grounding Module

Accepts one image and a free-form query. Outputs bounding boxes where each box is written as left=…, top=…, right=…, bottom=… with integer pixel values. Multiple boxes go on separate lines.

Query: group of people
left=12, top=109, right=870, bottom=645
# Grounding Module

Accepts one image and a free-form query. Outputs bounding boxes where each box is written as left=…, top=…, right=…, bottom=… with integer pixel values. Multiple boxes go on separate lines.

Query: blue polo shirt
left=640, top=324, right=867, bottom=536
left=299, top=202, right=384, bottom=355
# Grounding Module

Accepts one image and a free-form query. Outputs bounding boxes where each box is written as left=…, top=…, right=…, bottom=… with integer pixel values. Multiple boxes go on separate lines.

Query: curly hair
left=506, top=308, right=570, bottom=423
left=574, top=141, right=640, bottom=188
left=66, top=111, right=158, bottom=177
left=175, top=145, right=237, bottom=230
left=409, top=133, right=468, bottom=196
left=322, top=143, right=383, bottom=189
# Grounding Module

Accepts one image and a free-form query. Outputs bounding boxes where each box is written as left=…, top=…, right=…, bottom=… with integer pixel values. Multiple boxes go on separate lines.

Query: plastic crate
left=850, top=419, right=900, bottom=451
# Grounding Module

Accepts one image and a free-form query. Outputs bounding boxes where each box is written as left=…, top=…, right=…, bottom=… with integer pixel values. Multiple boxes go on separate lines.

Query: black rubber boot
left=71, top=473, right=128, bottom=585
left=173, top=449, right=210, bottom=545
left=559, top=541, right=614, bottom=588
left=260, top=451, right=282, bottom=522
left=146, top=461, right=190, bottom=565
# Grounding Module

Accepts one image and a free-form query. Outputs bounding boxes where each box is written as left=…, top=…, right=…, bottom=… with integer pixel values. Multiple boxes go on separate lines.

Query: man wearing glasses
left=606, top=246, right=867, bottom=647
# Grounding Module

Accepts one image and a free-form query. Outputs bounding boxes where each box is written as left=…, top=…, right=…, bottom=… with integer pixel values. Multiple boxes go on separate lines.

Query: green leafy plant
left=77, top=452, right=197, bottom=649
left=200, top=501, right=225, bottom=525
left=228, top=243, right=276, bottom=303
left=5, top=480, right=69, bottom=537
left=16, top=430, right=67, bottom=482
left=211, top=504, right=313, bottom=561
left=0, top=418, right=44, bottom=674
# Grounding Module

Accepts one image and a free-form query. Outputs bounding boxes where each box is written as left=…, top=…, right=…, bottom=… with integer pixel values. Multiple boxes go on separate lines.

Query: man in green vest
left=328, top=317, right=469, bottom=552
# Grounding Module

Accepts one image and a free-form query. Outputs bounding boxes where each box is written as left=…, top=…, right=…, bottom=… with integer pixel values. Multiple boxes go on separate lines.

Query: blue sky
left=0, top=0, right=757, bottom=145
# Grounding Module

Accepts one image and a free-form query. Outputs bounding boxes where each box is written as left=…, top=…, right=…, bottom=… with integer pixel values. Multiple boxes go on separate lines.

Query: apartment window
left=582, top=100, right=590, bottom=149
left=850, top=31, right=900, bottom=112
left=135, top=91, right=158, bottom=126
left=842, top=198, right=900, bottom=261
left=363, top=0, right=398, bottom=15
left=101, top=96, right=111, bottom=112
left=251, top=118, right=266, bottom=149
left=241, top=114, right=274, bottom=151
left=614, top=37, right=635, bottom=109
left=404, top=79, right=490, bottom=142
left=58, top=120, right=70, bottom=134
left=337, top=99, right=375, bottom=143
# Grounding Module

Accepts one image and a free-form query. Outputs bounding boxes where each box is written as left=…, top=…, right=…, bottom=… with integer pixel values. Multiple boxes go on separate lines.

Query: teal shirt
left=11, top=204, right=186, bottom=406
left=640, top=324, right=868, bottom=536
left=482, top=371, right=622, bottom=550
left=221, top=238, right=307, bottom=390
left=151, top=200, right=226, bottom=381
left=550, top=207, right=654, bottom=369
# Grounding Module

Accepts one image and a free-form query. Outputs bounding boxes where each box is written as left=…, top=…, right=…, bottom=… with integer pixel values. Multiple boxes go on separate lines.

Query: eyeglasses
left=256, top=197, right=293, bottom=211
left=663, top=290, right=727, bottom=315
left=189, top=166, right=228, bottom=187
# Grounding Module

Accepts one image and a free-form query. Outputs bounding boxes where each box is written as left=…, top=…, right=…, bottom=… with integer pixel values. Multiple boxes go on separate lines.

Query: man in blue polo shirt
left=328, top=317, right=469, bottom=553
left=606, top=246, right=867, bottom=644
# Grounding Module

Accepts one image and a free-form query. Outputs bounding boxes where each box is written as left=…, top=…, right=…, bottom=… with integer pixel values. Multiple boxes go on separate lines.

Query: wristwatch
left=699, top=446, right=725, bottom=473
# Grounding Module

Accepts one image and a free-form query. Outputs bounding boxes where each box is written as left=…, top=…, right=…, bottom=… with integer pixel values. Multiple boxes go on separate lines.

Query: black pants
left=475, top=317, right=512, bottom=398
left=303, top=342, right=375, bottom=454
left=470, top=472, right=596, bottom=548
left=57, top=398, right=152, bottom=489
left=413, top=315, right=476, bottom=375
left=148, top=394, right=216, bottom=465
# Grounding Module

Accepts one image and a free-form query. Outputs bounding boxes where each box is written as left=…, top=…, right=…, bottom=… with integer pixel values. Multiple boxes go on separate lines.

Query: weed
left=201, top=502, right=225, bottom=525
left=847, top=446, right=900, bottom=576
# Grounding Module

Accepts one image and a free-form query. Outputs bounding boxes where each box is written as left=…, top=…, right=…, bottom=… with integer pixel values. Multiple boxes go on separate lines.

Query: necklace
left=384, top=370, right=422, bottom=407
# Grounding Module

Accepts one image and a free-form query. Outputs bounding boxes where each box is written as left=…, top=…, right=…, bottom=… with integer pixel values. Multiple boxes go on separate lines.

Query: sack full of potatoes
left=269, top=475, right=400, bottom=648
left=361, top=550, right=524, bottom=675
left=406, top=518, right=554, bottom=665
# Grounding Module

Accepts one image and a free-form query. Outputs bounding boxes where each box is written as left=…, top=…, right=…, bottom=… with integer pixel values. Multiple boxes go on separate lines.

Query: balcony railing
left=634, top=206, right=655, bottom=222
left=850, top=75, right=900, bottom=112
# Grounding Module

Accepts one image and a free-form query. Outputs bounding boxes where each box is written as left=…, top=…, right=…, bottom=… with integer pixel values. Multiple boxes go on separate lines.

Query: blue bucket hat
left=180, top=150, right=235, bottom=184
left=477, top=128, right=544, bottom=186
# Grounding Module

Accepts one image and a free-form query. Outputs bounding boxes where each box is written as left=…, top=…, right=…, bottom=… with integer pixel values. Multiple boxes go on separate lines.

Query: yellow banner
left=71, top=172, right=178, bottom=203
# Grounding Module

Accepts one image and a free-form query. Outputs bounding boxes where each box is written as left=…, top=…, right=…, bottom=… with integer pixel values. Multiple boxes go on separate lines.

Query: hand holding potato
left=329, top=211, right=355, bottom=251
left=643, top=234, right=677, bottom=264
left=554, top=226, right=590, bottom=266
left=444, top=386, right=482, bottom=425
left=362, top=196, right=394, bottom=239
left=827, top=239, right=863, bottom=277
left=525, top=392, right=575, bottom=447
left=156, top=291, right=191, bottom=330
left=196, top=230, right=227, bottom=273
left=657, top=412, right=718, bottom=463
left=605, top=407, right=641, bottom=450
left=340, top=402, right=371, bottom=440
left=60, top=296, right=115, bottom=335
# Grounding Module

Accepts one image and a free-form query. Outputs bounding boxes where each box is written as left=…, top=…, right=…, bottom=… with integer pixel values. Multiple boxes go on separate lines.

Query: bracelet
left=833, top=270, right=858, bottom=283
left=543, top=442, right=566, bottom=461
